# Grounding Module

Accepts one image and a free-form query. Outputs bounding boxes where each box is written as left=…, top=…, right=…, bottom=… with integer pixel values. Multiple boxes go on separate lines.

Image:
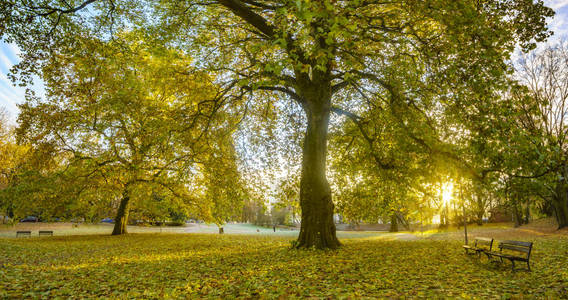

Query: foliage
left=201, top=138, right=249, bottom=228
left=479, top=41, right=568, bottom=228
left=0, top=0, right=556, bottom=248
left=0, top=109, right=61, bottom=223
left=1, top=233, right=567, bottom=298
left=9, top=30, right=243, bottom=230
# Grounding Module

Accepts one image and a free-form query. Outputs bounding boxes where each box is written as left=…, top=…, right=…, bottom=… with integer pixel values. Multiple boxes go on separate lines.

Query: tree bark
left=389, top=213, right=398, bottom=232
left=512, top=202, right=522, bottom=228
left=112, top=189, right=131, bottom=235
left=295, top=83, right=340, bottom=249
left=558, top=165, right=568, bottom=228
left=476, top=210, right=484, bottom=226
left=524, top=198, right=530, bottom=225
left=473, top=194, right=485, bottom=226
left=553, top=183, right=568, bottom=229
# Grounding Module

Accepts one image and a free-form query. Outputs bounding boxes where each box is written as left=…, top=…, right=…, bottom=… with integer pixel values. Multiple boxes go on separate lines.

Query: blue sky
left=1, top=1, right=568, bottom=123
left=0, top=43, right=24, bottom=122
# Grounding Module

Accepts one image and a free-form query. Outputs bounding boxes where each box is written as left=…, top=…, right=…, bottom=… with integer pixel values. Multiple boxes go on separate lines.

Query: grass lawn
left=0, top=222, right=415, bottom=239
left=1, top=229, right=567, bottom=298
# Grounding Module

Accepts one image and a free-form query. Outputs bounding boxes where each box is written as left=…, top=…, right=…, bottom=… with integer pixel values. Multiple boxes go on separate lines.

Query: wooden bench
left=488, top=240, right=533, bottom=271
left=463, top=237, right=493, bottom=258
left=39, top=230, right=53, bottom=236
left=16, top=231, right=31, bottom=237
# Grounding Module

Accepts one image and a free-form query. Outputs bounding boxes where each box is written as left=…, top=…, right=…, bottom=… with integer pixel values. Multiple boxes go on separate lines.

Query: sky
left=1, top=1, right=568, bottom=123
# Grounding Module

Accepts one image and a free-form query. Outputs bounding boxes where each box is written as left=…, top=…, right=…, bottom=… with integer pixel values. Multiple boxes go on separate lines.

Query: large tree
left=16, top=31, right=233, bottom=234
left=1, top=0, right=554, bottom=248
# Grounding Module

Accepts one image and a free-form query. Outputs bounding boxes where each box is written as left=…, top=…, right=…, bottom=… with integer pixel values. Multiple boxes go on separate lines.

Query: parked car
left=101, top=218, right=114, bottom=223
left=20, top=216, right=39, bottom=222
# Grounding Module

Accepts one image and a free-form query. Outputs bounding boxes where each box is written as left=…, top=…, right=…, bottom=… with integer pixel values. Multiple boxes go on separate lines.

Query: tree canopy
left=0, top=0, right=557, bottom=248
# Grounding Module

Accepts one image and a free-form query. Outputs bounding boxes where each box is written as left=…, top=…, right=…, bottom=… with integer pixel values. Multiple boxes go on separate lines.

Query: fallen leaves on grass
left=0, top=234, right=566, bottom=298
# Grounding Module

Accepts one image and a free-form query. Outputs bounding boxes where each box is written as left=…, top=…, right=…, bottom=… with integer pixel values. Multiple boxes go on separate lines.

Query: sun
left=441, top=182, right=454, bottom=206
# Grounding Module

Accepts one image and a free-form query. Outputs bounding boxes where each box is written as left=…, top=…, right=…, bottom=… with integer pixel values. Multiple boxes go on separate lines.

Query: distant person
left=273, top=225, right=276, bottom=232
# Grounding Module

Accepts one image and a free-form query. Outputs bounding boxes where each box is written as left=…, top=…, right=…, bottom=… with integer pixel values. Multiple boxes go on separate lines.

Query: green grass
left=0, top=223, right=187, bottom=237
left=0, top=222, right=416, bottom=239
left=1, top=233, right=567, bottom=298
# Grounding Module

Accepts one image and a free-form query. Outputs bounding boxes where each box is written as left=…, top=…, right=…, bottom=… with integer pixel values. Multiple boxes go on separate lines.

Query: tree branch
left=331, top=106, right=395, bottom=170
left=217, top=0, right=275, bottom=37
left=30, top=0, right=98, bottom=17
left=244, top=85, right=305, bottom=105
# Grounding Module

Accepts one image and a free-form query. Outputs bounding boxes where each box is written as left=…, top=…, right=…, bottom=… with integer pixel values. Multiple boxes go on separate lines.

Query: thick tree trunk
left=524, top=199, right=530, bottom=225
left=473, top=195, right=485, bottom=226
left=475, top=210, right=484, bottom=226
left=512, top=203, right=522, bottom=228
left=439, top=205, right=449, bottom=228
left=553, top=184, right=568, bottom=229
left=389, top=213, right=398, bottom=232
left=296, top=84, right=340, bottom=249
left=112, top=190, right=130, bottom=235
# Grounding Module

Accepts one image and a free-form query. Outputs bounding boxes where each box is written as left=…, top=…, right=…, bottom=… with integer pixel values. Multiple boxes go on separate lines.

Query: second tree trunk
left=112, top=189, right=131, bottom=235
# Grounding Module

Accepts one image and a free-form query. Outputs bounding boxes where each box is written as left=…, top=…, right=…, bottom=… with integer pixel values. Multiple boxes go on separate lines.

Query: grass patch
left=1, top=233, right=567, bottom=298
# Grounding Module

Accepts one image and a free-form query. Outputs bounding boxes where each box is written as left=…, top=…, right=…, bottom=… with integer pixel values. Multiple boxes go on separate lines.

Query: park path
left=391, top=233, right=421, bottom=241
left=183, top=224, right=423, bottom=240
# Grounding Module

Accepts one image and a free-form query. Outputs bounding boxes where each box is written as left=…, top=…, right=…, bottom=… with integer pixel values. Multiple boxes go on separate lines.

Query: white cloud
left=7, top=43, right=21, bottom=58
left=0, top=60, right=26, bottom=123
left=0, top=42, right=21, bottom=73
left=545, top=0, right=568, bottom=10
left=541, top=0, right=568, bottom=44
left=0, top=51, right=14, bottom=73
left=550, top=17, right=568, bottom=38
left=0, top=42, right=28, bottom=121
left=0, top=92, right=21, bottom=124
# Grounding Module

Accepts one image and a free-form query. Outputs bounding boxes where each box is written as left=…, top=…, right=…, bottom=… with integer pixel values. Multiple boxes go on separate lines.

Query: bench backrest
left=39, top=230, right=53, bottom=236
left=499, top=240, right=533, bottom=259
left=16, top=231, right=31, bottom=236
left=474, top=237, right=493, bottom=250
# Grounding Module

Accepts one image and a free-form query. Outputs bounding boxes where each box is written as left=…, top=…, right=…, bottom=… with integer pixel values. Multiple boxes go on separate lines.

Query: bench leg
left=527, top=261, right=531, bottom=272
left=511, top=260, right=516, bottom=272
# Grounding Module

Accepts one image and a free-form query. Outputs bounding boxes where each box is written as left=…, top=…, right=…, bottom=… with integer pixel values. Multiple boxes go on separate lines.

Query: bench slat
left=476, top=237, right=493, bottom=243
left=500, top=244, right=531, bottom=254
left=501, top=240, right=532, bottom=247
left=16, top=231, right=31, bottom=237
left=474, top=238, right=493, bottom=249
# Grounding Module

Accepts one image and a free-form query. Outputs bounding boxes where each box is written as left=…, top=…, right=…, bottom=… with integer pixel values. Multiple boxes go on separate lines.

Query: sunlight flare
left=441, top=182, right=454, bottom=206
